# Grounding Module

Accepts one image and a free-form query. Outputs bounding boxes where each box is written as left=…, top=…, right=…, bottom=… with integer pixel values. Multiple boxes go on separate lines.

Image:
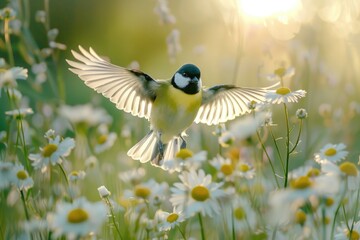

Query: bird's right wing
left=67, top=46, right=161, bottom=120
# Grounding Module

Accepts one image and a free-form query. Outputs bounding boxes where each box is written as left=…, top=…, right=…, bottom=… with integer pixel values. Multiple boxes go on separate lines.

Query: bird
left=67, top=46, right=276, bottom=166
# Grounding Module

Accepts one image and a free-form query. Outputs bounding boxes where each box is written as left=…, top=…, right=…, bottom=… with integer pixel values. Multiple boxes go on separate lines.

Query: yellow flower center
left=175, top=149, right=193, bottom=160
left=307, top=168, right=320, bottom=177
left=191, top=185, right=210, bottom=202
left=67, top=208, right=89, bottom=223
left=70, top=171, right=79, bottom=177
left=275, top=87, right=291, bottom=95
left=295, top=210, right=306, bottom=225
left=220, top=164, right=233, bottom=176
left=234, top=207, right=246, bottom=220
left=290, top=176, right=312, bottom=189
left=324, top=147, right=337, bottom=156
left=274, top=67, right=286, bottom=77
left=239, top=163, right=250, bottom=172
left=42, top=144, right=58, bottom=157
left=97, top=135, right=108, bottom=144
left=16, top=170, right=28, bottom=180
left=134, top=185, right=151, bottom=199
left=166, top=213, right=179, bottom=223
left=339, top=162, right=358, bottom=176
left=325, top=197, right=334, bottom=207
left=347, top=230, right=360, bottom=240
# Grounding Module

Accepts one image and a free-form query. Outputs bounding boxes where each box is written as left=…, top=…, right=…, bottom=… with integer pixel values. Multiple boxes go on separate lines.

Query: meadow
left=1, top=0, right=360, bottom=239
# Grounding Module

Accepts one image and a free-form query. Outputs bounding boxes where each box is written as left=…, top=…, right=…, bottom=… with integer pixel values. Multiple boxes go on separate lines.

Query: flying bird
left=67, top=46, right=275, bottom=166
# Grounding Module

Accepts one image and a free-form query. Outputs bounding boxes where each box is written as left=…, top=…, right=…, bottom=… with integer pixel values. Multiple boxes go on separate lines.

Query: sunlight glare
left=239, top=0, right=301, bottom=18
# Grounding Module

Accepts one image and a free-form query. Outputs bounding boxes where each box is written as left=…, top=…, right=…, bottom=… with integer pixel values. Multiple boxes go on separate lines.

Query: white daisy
left=334, top=221, right=360, bottom=240
left=265, top=87, right=306, bottom=104
left=48, top=197, right=107, bottom=239
left=11, top=164, right=33, bottom=191
left=321, top=160, right=359, bottom=190
left=266, top=67, right=295, bottom=82
left=210, top=155, right=236, bottom=181
left=170, top=169, right=226, bottom=217
left=29, top=133, right=75, bottom=172
left=124, top=179, right=169, bottom=206
left=155, top=208, right=186, bottom=231
left=5, top=108, right=34, bottom=119
left=314, top=143, right=348, bottom=163
left=68, top=170, right=86, bottom=182
left=235, top=161, right=256, bottom=180
left=0, top=67, right=28, bottom=89
left=161, top=149, right=207, bottom=173
left=0, top=162, right=14, bottom=190
left=118, top=167, right=146, bottom=186
left=94, top=124, right=117, bottom=154
left=59, top=104, right=112, bottom=127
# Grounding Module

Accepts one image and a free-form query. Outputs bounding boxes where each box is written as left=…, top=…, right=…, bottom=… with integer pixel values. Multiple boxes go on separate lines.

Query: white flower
left=334, top=221, right=360, bottom=240
left=0, top=162, right=14, bottom=190
left=48, top=198, right=107, bottom=239
left=162, top=149, right=207, bottom=173
left=229, top=112, right=271, bottom=140
left=314, top=143, right=348, bottom=163
left=0, top=67, right=28, bottom=89
left=97, top=185, right=111, bottom=198
left=68, top=170, right=86, bottom=182
left=118, top=167, right=146, bottom=185
left=11, top=164, right=33, bottom=191
left=266, top=67, right=295, bottom=82
left=5, top=108, right=33, bottom=118
left=154, top=0, right=176, bottom=24
left=218, top=131, right=235, bottom=148
left=210, top=155, right=236, bottom=181
left=155, top=209, right=186, bottom=231
left=234, top=161, right=255, bottom=180
left=29, top=134, right=75, bottom=172
left=94, top=124, right=117, bottom=154
left=321, top=160, right=359, bottom=190
left=59, top=104, right=112, bottom=127
left=124, top=179, right=169, bottom=206
left=170, top=169, right=226, bottom=217
left=265, top=87, right=306, bottom=104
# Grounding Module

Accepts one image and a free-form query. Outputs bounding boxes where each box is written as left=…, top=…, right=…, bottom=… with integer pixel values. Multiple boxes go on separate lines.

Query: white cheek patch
left=174, top=73, right=190, bottom=88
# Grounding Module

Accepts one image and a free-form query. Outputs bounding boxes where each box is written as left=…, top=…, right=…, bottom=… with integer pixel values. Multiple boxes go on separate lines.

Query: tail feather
left=127, top=131, right=157, bottom=163
left=128, top=131, right=185, bottom=167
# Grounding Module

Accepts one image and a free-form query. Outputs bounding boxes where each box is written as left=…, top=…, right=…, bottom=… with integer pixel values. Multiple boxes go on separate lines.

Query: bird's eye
left=182, top=72, right=188, bottom=77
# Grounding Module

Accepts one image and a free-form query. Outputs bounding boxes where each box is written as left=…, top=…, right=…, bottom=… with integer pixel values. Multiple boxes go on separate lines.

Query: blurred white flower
left=118, top=167, right=146, bottom=185
left=229, top=111, right=270, bottom=140
left=154, top=0, right=176, bottom=24
left=0, top=162, right=14, bottom=190
left=68, top=170, right=86, bottom=182
left=94, top=124, right=117, bottom=154
left=334, top=221, right=360, bottom=240
left=29, top=133, right=75, bottom=172
left=5, top=108, right=33, bottom=119
left=59, top=104, right=112, bottom=127
left=155, top=208, right=186, bottom=231
left=218, top=131, right=235, bottom=148
left=0, top=67, right=27, bottom=89
left=162, top=149, right=207, bottom=173
left=166, top=29, right=181, bottom=62
left=11, top=164, right=33, bottom=191
left=314, top=143, right=348, bottom=163
left=265, top=87, right=306, bottom=104
left=235, top=161, right=255, bottom=180
left=266, top=67, right=295, bottom=82
left=124, top=179, right=169, bottom=206
left=210, top=155, right=236, bottom=181
left=31, top=62, right=47, bottom=84
left=170, top=169, right=226, bottom=217
left=48, top=197, right=107, bottom=239
left=97, top=185, right=111, bottom=198
left=321, top=160, right=359, bottom=190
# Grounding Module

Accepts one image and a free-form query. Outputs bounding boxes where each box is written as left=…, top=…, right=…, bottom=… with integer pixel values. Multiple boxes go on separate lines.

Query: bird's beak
left=190, top=77, right=199, bottom=84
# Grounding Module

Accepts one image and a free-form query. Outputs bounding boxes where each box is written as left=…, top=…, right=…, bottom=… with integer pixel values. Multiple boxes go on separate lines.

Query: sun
left=239, top=0, right=301, bottom=18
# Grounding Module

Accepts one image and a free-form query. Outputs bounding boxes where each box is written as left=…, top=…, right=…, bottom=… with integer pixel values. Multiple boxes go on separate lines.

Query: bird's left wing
left=195, top=84, right=276, bottom=126
left=66, top=46, right=161, bottom=120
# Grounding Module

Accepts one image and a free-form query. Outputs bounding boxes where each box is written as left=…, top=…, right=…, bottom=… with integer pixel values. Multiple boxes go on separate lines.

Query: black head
left=171, top=64, right=201, bottom=95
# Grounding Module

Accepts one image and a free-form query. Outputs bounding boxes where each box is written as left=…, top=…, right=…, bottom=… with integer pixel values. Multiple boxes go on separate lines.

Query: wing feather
left=195, top=83, right=278, bottom=125
left=67, top=46, right=160, bottom=120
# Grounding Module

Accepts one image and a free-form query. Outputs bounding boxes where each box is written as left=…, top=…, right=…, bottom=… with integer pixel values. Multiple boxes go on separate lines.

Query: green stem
left=18, top=118, right=31, bottom=172
left=268, top=127, right=285, bottom=173
left=4, top=18, right=15, bottom=66
left=283, top=103, right=290, bottom=188
left=198, top=213, right=206, bottom=240
left=57, top=163, right=69, bottom=188
left=330, top=178, right=347, bottom=239
left=289, top=119, right=303, bottom=154
left=176, top=225, right=187, bottom=240
left=105, top=198, right=123, bottom=240
left=256, top=130, right=280, bottom=188
left=20, top=189, right=30, bottom=221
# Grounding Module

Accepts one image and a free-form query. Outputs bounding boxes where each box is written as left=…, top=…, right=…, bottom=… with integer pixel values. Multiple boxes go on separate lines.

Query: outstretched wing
left=67, top=46, right=160, bottom=120
left=195, top=84, right=277, bottom=126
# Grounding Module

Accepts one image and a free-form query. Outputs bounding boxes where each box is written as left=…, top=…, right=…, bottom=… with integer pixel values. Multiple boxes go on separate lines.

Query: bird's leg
left=180, top=135, right=187, bottom=149
left=157, top=132, right=164, bottom=160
